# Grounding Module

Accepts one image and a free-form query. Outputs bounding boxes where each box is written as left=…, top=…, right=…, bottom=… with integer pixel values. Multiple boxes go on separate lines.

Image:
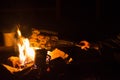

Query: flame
left=18, top=43, right=26, bottom=65
left=17, top=28, right=35, bottom=66
left=17, top=27, right=22, bottom=37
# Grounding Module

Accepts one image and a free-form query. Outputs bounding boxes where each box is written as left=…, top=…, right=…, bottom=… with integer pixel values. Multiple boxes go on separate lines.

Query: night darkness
left=0, top=0, right=120, bottom=42
left=0, top=0, right=120, bottom=80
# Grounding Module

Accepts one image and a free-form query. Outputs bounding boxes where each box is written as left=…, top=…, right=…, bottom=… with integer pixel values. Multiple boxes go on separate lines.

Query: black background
left=0, top=0, right=120, bottom=42
left=0, top=1, right=120, bottom=80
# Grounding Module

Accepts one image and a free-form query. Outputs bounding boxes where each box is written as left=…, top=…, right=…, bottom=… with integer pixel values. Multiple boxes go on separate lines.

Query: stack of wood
left=29, top=28, right=59, bottom=50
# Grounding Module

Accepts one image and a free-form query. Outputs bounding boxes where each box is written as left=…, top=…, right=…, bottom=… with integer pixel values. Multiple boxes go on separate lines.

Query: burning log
left=8, top=56, right=21, bottom=68
left=3, top=56, right=35, bottom=74
left=2, top=64, right=21, bottom=74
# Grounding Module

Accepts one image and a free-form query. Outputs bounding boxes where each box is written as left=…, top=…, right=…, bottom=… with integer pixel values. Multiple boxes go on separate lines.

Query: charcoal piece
left=35, top=49, right=47, bottom=73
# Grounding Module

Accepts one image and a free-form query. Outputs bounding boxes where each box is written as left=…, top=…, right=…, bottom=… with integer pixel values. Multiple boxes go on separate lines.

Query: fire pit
left=0, top=25, right=74, bottom=79
left=0, top=25, right=102, bottom=80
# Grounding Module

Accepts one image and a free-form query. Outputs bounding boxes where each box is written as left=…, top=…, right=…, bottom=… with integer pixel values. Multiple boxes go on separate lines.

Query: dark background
left=0, top=0, right=120, bottom=42
left=0, top=1, right=120, bottom=80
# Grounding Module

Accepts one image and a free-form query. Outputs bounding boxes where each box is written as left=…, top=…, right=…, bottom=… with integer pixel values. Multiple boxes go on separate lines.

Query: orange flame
left=17, top=28, right=35, bottom=66
left=17, top=28, right=21, bottom=37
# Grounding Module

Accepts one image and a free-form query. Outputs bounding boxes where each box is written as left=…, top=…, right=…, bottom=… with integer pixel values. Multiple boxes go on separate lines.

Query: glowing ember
left=47, top=48, right=69, bottom=60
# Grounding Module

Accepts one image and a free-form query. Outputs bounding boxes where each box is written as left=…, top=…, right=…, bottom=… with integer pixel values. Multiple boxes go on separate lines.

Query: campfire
left=2, top=24, right=97, bottom=79
left=3, top=27, right=37, bottom=74
left=2, top=25, right=73, bottom=75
